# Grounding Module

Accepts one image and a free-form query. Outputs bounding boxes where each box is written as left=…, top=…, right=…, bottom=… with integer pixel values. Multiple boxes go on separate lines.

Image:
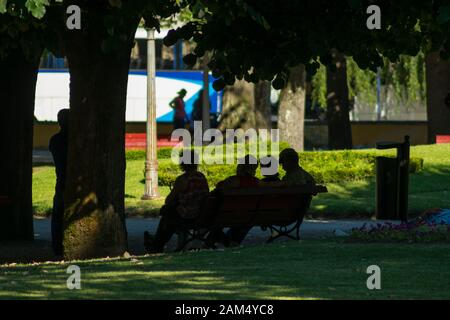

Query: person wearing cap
left=170, top=88, right=188, bottom=130
left=279, top=148, right=315, bottom=186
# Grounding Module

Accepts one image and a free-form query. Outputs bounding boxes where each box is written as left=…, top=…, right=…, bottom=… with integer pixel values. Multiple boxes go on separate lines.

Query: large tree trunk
left=278, top=65, right=306, bottom=151
left=0, top=48, right=41, bottom=241
left=219, top=80, right=272, bottom=131
left=219, top=80, right=256, bottom=130
left=425, top=52, right=450, bottom=143
left=326, top=51, right=353, bottom=150
left=254, top=81, right=272, bottom=130
left=62, top=6, right=140, bottom=260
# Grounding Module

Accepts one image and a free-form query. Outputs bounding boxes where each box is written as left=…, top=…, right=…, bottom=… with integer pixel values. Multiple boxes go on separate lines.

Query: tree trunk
left=326, top=51, right=353, bottom=149
left=0, top=48, right=41, bottom=241
left=254, top=81, right=272, bottom=130
left=219, top=80, right=256, bottom=130
left=278, top=65, right=306, bottom=151
left=425, top=52, right=450, bottom=143
left=62, top=7, right=140, bottom=259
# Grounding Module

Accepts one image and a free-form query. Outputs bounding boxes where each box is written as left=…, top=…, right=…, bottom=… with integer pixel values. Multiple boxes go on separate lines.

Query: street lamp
left=142, top=28, right=160, bottom=200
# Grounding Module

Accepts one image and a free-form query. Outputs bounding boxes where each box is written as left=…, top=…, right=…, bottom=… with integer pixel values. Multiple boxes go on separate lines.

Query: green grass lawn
left=313, top=144, right=450, bottom=218
left=33, top=144, right=450, bottom=218
left=1, top=239, right=450, bottom=299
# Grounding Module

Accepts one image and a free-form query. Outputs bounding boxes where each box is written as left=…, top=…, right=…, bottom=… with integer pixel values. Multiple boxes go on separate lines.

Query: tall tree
left=60, top=7, right=138, bottom=260
left=59, top=1, right=180, bottom=260
left=254, top=81, right=272, bottom=130
left=278, top=66, right=306, bottom=151
left=326, top=51, right=352, bottom=149
left=218, top=80, right=256, bottom=131
left=0, top=46, right=42, bottom=241
left=218, top=80, right=272, bottom=131
left=0, top=1, right=48, bottom=240
left=425, top=52, right=450, bottom=143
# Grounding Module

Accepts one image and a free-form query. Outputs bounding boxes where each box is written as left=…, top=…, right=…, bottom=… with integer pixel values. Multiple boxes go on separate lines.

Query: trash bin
left=375, top=136, right=410, bottom=221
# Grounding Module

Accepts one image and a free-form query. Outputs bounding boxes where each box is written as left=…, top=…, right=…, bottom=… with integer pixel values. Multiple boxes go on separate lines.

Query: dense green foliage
left=0, top=0, right=48, bottom=60
left=125, top=141, right=292, bottom=161
left=126, top=144, right=425, bottom=187
left=0, top=0, right=183, bottom=60
left=310, top=54, right=427, bottom=111
left=169, top=1, right=450, bottom=90
left=154, top=150, right=423, bottom=187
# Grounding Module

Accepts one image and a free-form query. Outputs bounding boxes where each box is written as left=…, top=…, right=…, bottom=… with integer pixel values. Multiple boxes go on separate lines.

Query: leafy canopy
left=166, top=0, right=450, bottom=90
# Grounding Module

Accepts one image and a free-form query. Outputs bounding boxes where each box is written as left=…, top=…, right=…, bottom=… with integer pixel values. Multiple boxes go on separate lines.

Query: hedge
left=148, top=149, right=424, bottom=187
left=125, top=141, right=292, bottom=161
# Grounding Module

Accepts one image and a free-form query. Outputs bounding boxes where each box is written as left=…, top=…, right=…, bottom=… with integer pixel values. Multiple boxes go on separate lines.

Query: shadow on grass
left=1, top=240, right=450, bottom=300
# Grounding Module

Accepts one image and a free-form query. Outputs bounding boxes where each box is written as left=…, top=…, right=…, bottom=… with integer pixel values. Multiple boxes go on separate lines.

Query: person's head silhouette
left=237, top=155, right=258, bottom=177
left=178, top=88, right=187, bottom=99
left=260, top=155, right=279, bottom=177
left=57, top=109, right=70, bottom=132
left=279, top=148, right=299, bottom=173
left=179, top=149, right=199, bottom=172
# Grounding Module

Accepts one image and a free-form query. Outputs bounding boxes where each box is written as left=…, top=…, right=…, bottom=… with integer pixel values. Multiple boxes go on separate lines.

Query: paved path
left=1, top=218, right=398, bottom=263
left=33, top=150, right=53, bottom=164
left=33, top=218, right=395, bottom=255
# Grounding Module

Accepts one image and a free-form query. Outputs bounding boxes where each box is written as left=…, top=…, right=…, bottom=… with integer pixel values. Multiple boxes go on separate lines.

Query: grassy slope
left=33, top=144, right=450, bottom=218
left=1, top=240, right=450, bottom=299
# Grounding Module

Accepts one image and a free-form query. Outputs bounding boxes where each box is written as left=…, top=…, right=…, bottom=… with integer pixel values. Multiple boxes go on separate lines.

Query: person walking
left=170, top=88, right=188, bottom=130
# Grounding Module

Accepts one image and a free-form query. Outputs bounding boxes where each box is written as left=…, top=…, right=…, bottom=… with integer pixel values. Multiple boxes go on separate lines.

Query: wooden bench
left=174, top=185, right=328, bottom=250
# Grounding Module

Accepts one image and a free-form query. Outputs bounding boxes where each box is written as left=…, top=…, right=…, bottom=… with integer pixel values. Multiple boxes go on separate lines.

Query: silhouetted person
left=215, top=155, right=260, bottom=189
left=207, top=155, right=259, bottom=247
left=192, top=89, right=204, bottom=122
left=260, top=156, right=280, bottom=182
left=49, top=108, right=70, bottom=256
left=189, top=89, right=205, bottom=135
left=278, top=148, right=315, bottom=186
left=170, top=88, right=188, bottom=130
left=144, top=150, right=209, bottom=253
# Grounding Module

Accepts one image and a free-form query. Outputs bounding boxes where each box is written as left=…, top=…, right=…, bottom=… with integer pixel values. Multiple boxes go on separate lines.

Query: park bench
left=174, top=185, right=328, bottom=250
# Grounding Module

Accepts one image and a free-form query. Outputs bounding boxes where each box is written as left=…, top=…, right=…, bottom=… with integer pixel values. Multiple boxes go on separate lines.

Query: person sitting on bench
left=260, top=155, right=280, bottom=182
left=207, top=155, right=259, bottom=247
left=278, top=148, right=315, bottom=186
left=144, top=150, right=209, bottom=253
left=216, top=155, right=260, bottom=189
